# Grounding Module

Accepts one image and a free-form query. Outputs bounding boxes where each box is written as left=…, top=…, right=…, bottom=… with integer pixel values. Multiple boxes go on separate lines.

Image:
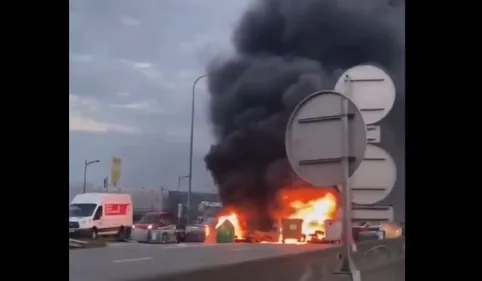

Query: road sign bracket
left=351, top=187, right=387, bottom=191
left=299, top=157, right=356, bottom=165
left=352, top=205, right=394, bottom=222
left=298, top=114, right=355, bottom=123
left=359, top=108, right=385, bottom=112
left=364, top=157, right=388, bottom=161
left=346, top=77, right=385, bottom=83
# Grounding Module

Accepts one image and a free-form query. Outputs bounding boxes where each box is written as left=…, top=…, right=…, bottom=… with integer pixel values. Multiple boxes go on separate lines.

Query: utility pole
left=177, top=175, right=189, bottom=191
left=188, top=74, right=208, bottom=223
left=83, top=159, right=100, bottom=193
left=160, top=186, right=164, bottom=211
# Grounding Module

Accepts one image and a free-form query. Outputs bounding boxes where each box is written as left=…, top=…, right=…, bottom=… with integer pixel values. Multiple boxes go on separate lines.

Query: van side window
left=93, top=206, right=103, bottom=220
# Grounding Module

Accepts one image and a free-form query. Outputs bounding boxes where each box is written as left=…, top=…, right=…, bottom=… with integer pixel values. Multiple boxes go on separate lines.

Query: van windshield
left=70, top=203, right=97, bottom=217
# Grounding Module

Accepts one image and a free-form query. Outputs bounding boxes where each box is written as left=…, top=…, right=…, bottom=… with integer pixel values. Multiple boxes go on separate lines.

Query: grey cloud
left=69, top=0, right=250, bottom=191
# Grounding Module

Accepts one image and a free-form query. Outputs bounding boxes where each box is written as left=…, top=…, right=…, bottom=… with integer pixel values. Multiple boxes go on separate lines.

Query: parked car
left=353, top=221, right=402, bottom=241
left=185, top=224, right=206, bottom=242
left=130, top=211, right=184, bottom=243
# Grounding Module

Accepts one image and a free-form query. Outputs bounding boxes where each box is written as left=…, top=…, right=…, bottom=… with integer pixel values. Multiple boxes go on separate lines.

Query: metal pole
left=177, top=175, right=188, bottom=192
left=83, top=160, right=87, bottom=193
left=188, top=74, right=208, bottom=223
left=160, top=186, right=164, bottom=211
left=82, top=160, right=100, bottom=194
left=338, top=78, right=360, bottom=281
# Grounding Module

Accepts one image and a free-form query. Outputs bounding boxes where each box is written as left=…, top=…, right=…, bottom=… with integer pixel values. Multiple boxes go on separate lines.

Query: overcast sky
left=69, top=0, right=252, bottom=192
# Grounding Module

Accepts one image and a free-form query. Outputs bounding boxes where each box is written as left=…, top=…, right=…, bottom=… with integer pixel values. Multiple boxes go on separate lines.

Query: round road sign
left=350, top=144, right=397, bottom=205
left=285, top=90, right=367, bottom=187
left=335, top=65, right=396, bottom=125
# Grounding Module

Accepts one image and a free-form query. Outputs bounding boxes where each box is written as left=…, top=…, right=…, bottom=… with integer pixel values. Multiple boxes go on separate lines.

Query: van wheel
left=161, top=233, right=169, bottom=244
left=91, top=228, right=98, bottom=240
left=117, top=226, right=126, bottom=241
left=146, top=231, right=152, bottom=243
left=178, top=232, right=186, bottom=243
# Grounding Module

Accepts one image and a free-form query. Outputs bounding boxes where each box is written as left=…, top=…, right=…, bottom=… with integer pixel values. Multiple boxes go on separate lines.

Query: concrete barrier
left=132, top=238, right=404, bottom=281
left=69, top=238, right=87, bottom=248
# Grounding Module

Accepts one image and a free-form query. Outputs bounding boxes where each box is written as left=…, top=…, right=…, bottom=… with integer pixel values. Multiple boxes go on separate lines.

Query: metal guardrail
left=353, top=237, right=405, bottom=271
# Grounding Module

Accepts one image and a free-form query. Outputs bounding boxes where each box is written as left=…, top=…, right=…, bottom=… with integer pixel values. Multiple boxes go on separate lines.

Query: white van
left=69, top=193, right=133, bottom=240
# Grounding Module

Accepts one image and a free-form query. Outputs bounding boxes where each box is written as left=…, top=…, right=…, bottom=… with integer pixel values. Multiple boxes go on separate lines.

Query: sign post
left=285, top=90, right=367, bottom=281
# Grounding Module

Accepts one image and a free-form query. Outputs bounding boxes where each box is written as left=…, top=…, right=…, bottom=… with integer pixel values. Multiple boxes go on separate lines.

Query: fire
left=204, top=225, right=210, bottom=237
left=215, top=212, right=245, bottom=239
left=286, top=191, right=338, bottom=241
left=214, top=186, right=338, bottom=244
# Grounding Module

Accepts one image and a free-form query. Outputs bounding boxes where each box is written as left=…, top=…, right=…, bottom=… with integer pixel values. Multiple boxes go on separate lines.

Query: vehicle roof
left=70, top=193, right=132, bottom=204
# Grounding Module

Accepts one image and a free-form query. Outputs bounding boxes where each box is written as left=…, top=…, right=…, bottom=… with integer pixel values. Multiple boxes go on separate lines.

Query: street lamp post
left=83, top=159, right=100, bottom=193
left=188, top=74, right=208, bottom=222
left=177, top=175, right=189, bottom=192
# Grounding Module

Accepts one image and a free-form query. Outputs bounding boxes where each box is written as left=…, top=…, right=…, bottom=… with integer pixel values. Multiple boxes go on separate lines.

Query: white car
left=353, top=221, right=402, bottom=241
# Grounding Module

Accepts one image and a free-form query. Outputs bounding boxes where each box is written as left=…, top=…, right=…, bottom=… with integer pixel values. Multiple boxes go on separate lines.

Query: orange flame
left=286, top=191, right=338, bottom=241
left=215, top=186, right=338, bottom=244
left=215, top=212, right=245, bottom=239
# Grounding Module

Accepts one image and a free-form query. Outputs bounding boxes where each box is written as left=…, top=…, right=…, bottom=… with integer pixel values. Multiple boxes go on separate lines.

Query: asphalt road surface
left=69, top=242, right=334, bottom=281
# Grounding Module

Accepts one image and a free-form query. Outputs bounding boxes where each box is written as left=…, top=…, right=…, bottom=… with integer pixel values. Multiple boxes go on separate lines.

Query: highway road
left=69, top=242, right=334, bottom=281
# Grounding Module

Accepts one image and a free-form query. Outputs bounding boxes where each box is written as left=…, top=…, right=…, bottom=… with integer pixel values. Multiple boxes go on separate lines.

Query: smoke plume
left=205, top=0, right=405, bottom=224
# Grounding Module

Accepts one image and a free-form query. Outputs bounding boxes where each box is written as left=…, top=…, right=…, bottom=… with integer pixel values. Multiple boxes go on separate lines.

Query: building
left=165, top=190, right=222, bottom=222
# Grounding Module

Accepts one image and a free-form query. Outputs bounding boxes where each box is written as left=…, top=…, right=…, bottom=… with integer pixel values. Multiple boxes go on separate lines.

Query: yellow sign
left=111, top=157, right=122, bottom=187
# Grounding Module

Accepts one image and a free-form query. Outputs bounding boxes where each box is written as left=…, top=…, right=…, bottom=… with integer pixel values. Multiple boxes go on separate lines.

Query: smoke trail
left=205, top=0, right=405, bottom=224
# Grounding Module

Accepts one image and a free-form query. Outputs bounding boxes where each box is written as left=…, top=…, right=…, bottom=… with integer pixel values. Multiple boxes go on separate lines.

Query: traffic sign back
left=285, top=90, right=367, bottom=187
left=335, top=65, right=396, bottom=125
left=350, top=145, right=397, bottom=205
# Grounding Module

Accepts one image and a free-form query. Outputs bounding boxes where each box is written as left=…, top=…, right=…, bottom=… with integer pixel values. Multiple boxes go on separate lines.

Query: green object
left=216, top=220, right=235, bottom=243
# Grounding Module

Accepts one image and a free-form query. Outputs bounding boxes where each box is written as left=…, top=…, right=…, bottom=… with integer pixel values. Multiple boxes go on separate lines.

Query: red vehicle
left=130, top=212, right=186, bottom=243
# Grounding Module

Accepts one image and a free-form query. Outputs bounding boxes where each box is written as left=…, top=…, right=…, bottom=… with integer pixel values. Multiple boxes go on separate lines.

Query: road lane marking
left=112, top=257, right=152, bottom=263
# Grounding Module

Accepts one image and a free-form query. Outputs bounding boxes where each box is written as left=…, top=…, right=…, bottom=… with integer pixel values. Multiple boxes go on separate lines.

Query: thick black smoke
left=205, top=0, right=405, bottom=224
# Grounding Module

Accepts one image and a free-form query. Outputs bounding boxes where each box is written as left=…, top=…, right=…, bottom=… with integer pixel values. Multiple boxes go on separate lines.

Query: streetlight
left=83, top=159, right=100, bottom=193
left=188, top=74, right=208, bottom=222
left=177, top=175, right=189, bottom=191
